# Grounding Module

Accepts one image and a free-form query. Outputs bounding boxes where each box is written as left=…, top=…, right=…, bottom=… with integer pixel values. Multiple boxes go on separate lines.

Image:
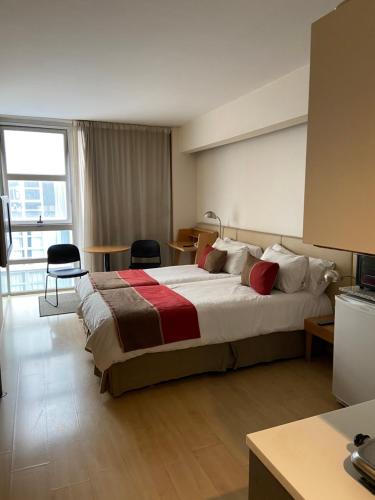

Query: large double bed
left=77, top=230, right=353, bottom=397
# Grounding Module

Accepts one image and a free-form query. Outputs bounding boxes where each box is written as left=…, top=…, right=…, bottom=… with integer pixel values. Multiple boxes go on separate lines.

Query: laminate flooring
left=0, top=294, right=340, bottom=499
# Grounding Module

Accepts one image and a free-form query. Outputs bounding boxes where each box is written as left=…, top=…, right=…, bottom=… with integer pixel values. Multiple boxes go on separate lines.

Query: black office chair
left=129, top=240, right=161, bottom=269
left=45, top=244, right=88, bottom=307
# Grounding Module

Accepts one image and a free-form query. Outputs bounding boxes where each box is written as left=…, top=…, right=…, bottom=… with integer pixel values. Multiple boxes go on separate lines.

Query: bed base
left=96, top=330, right=305, bottom=397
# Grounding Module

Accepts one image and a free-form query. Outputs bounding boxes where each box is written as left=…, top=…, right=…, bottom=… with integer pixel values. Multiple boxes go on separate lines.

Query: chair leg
left=55, top=277, right=58, bottom=307
left=45, top=276, right=59, bottom=307
left=45, top=274, right=49, bottom=300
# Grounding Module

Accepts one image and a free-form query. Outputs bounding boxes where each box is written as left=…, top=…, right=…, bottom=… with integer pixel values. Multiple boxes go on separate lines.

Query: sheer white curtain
left=71, top=121, right=171, bottom=271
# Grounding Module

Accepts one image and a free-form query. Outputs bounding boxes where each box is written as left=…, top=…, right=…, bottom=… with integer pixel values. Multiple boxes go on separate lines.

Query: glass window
left=25, top=189, right=40, bottom=200
left=3, top=129, right=66, bottom=175
left=8, top=180, right=67, bottom=222
left=0, top=268, right=8, bottom=295
left=6, top=262, right=74, bottom=294
left=0, top=125, right=73, bottom=295
left=10, top=230, right=72, bottom=261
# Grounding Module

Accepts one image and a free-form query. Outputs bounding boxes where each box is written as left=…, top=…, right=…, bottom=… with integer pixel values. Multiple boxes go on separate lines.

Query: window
left=0, top=126, right=73, bottom=294
left=3, top=129, right=70, bottom=224
left=8, top=180, right=68, bottom=221
left=4, top=129, right=66, bottom=175
left=10, top=230, right=72, bottom=260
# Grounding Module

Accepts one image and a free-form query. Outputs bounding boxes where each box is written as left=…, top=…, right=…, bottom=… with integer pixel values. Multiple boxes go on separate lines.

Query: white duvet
left=82, top=276, right=332, bottom=373
left=76, top=264, right=233, bottom=303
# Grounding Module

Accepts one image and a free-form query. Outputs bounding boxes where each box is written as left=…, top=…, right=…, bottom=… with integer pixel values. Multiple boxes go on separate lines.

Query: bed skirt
left=95, top=330, right=305, bottom=397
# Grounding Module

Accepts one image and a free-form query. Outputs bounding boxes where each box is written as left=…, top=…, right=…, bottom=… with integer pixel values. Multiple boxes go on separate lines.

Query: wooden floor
left=0, top=294, right=341, bottom=500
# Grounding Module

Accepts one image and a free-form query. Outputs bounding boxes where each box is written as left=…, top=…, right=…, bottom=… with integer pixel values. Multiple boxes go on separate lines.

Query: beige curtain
left=72, top=121, right=171, bottom=271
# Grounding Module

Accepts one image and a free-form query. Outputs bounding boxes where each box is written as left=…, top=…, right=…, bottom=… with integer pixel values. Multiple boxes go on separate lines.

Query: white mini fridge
left=333, top=294, right=375, bottom=406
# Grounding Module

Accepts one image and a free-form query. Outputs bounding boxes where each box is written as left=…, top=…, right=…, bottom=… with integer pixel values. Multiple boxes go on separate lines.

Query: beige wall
left=195, top=124, right=307, bottom=237
left=171, top=128, right=197, bottom=239
left=180, top=66, right=309, bottom=153
left=172, top=66, right=310, bottom=241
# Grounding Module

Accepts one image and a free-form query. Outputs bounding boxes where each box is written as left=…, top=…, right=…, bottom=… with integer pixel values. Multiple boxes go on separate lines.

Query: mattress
left=82, top=276, right=332, bottom=373
left=76, top=264, right=233, bottom=303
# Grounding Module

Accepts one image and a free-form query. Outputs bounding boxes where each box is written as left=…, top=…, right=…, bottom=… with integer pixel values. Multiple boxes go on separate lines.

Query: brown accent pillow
left=241, top=253, right=279, bottom=295
left=198, top=245, right=227, bottom=273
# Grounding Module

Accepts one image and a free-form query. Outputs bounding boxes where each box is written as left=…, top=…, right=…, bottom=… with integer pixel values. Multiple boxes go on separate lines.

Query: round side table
left=84, top=245, right=130, bottom=272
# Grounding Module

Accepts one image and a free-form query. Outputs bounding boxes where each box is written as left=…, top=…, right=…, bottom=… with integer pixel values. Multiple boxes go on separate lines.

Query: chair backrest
left=131, top=240, right=161, bottom=262
left=47, top=244, right=81, bottom=268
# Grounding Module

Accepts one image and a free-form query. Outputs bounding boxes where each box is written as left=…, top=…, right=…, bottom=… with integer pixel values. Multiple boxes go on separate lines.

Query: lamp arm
left=216, top=216, right=222, bottom=239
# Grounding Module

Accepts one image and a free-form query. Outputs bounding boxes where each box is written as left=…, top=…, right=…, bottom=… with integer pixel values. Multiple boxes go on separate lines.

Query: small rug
left=39, top=292, right=80, bottom=317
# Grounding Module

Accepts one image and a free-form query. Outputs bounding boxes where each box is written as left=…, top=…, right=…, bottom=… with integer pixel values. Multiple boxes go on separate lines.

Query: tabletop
left=84, top=245, right=130, bottom=254
left=168, top=241, right=197, bottom=252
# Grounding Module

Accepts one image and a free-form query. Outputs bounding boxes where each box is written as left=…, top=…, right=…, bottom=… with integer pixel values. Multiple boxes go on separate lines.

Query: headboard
left=197, top=223, right=354, bottom=306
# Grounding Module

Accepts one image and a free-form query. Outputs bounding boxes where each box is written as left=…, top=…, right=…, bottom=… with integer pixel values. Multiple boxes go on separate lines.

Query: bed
left=76, top=264, right=234, bottom=303
left=79, top=228, right=353, bottom=396
left=81, top=276, right=332, bottom=396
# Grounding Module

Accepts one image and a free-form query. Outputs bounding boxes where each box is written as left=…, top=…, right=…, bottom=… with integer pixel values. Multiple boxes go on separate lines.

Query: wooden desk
left=246, top=399, right=375, bottom=500
left=168, top=241, right=197, bottom=265
left=84, top=245, right=130, bottom=272
left=304, top=315, right=334, bottom=361
left=169, top=227, right=218, bottom=265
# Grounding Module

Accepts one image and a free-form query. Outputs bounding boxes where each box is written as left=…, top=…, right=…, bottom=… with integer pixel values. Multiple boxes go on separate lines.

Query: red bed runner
left=99, top=285, right=201, bottom=352
left=89, top=269, right=159, bottom=291
left=117, top=270, right=159, bottom=287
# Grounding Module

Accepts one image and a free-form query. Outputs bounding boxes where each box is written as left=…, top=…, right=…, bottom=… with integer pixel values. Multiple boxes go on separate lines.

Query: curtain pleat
left=72, top=121, right=171, bottom=271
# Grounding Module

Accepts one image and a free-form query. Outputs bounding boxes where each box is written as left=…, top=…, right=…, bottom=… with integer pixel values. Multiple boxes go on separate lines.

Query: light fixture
left=323, top=269, right=355, bottom=287
left=204, top=211, right=222, bottom=238
left=323, top=269, right=341, bottom=283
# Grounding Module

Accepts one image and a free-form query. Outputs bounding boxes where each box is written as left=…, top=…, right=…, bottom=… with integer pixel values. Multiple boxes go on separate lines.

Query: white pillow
left=271, top=244, right=335, bottom=296
left=223, top=237, right=263, bottom=259
left=261, top=246, right=309, bottom=293
left=271, top=244, right=309, bottom=287
left=306, top=256, right=335, bottom=295
left=212, top=238, right=248, bottom=274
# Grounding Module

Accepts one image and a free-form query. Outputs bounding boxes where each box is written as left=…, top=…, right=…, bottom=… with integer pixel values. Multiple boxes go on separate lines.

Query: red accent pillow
left=197, top=245, right=227, bottom=273
left=241, top=254, right=279, bottom=295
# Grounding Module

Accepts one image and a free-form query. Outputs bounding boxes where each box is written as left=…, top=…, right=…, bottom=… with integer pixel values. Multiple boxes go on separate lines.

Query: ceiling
left=0, top=0, right=339, bottom=126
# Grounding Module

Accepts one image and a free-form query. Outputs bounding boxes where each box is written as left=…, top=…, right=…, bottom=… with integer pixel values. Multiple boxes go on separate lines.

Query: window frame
left=0, top=123, right=74, bottom=294
left=1, top=125, right=72, bottom=227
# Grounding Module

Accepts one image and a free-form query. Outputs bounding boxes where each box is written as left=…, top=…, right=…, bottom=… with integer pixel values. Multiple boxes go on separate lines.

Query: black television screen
left=356, top=253, right=375, bottom=291
left=0, top=196, right=12, bottom=268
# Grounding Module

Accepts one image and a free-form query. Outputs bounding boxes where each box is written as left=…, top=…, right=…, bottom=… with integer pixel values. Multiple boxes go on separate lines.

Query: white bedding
left=76, top=264, right=233, bottom=303
left=82, top=276, right=332, bottom=372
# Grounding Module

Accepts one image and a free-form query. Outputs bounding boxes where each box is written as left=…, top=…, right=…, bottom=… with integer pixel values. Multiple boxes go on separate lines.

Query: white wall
left=171, top=127, right=197, bottom=239
left=196, top=124, right=307, bottom=237
left=181, top=66, right=309, bottom=153
left=173, top=65, right=310, bottom=239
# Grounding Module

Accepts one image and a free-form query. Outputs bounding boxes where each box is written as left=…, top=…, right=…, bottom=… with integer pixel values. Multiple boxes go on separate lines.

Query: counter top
left=247, top=399, right=375, bottom=499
